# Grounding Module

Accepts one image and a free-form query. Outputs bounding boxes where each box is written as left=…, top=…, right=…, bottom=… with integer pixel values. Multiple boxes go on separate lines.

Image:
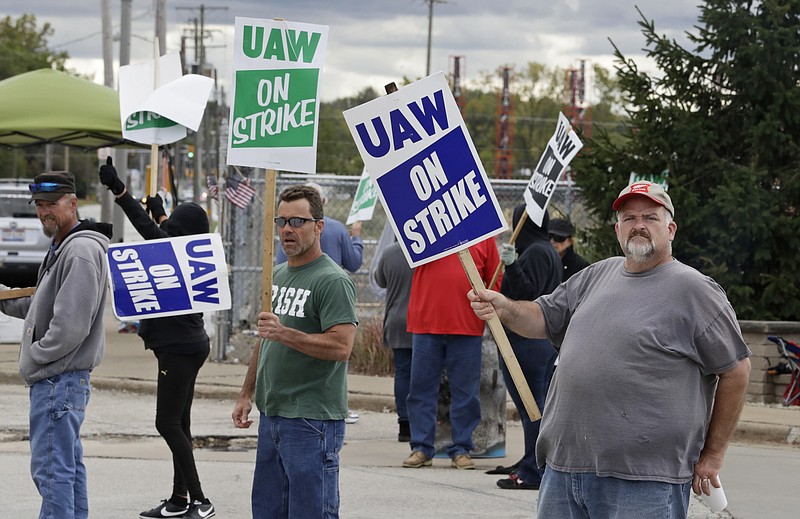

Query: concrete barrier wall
left=740, top=321, right=800, bottom=404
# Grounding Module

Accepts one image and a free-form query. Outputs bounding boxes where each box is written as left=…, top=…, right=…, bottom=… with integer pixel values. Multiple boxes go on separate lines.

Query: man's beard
left=41, top=220, right=58, bottom=238
left=625, top=234, right=655, bottom=264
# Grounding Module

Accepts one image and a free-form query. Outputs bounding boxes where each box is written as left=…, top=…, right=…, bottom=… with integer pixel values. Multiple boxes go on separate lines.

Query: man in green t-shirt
left=232, top=185, right=358, bottom=519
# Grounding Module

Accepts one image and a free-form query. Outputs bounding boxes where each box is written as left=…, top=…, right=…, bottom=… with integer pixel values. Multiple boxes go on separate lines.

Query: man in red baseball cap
left=611, top=180, right=674, bottom=216
left=467, top=179, right=751, bottom=518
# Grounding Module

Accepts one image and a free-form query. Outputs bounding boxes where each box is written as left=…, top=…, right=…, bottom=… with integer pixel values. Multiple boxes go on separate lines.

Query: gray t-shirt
left=535, top=257, right=751, bottom=483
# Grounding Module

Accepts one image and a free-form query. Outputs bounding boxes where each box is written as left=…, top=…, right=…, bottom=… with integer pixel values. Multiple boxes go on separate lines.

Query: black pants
left=153, top=346, right=209, bottom=500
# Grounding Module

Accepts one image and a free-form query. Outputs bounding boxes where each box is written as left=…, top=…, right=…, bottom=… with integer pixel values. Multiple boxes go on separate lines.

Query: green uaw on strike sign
left=227, top=17, right=328, bottom=174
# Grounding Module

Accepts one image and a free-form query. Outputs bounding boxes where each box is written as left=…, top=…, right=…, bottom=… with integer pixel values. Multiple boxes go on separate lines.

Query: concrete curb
left=732, top=421, right=800, bottom=446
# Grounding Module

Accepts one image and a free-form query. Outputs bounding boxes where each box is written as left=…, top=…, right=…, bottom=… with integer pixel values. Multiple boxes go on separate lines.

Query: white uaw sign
left=523, top=113, right=583, bottom=225
left=107, top=233, right=231, bottom=321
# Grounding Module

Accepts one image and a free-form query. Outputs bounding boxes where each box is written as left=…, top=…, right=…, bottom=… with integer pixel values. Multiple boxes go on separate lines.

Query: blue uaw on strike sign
left=107, top=233, right=231, bottom=321
left=343, top=72, right=506, bottom=267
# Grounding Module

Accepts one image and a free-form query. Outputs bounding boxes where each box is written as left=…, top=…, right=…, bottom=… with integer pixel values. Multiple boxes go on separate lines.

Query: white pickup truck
left=0, top=179, right=49, bottom=288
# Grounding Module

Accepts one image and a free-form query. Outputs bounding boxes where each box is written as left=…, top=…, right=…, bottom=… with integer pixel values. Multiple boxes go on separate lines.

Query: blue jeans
left=29, top=370, right=91, bottom=519
left=498, top=337, right=557, bottom=485
left=392, top=348, right=412, bottom=422
left=538, top=467, right=691, bottom=519
left=252, top=414, right=345, bottom=519
left=407, top=334, right=482, bottom=458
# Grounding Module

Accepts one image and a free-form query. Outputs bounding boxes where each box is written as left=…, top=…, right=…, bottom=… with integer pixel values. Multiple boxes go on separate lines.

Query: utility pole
left=194, top=5, right=205, bottom=203
left=425, top=0, right=446, bottom=76
left=113, top=0, right=132, bottom=243
left=176, top=4, right=227, bottom=202
left=100, top=0, right=115, bottom=227
left=155, top=0, right=167, bottom=56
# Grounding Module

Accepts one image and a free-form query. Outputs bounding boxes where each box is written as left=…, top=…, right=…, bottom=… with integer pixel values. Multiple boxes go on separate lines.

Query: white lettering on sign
left=409, top=152, right=448, bottom=201
left=257, top=74, right=290, bottom=106
left=232, top=99, right=315, bottom=144
left=111, top=248, right=160, bottom=312
left=150, top=264, right=180, bottom=290
left=402, top=169, right=487, bottom=254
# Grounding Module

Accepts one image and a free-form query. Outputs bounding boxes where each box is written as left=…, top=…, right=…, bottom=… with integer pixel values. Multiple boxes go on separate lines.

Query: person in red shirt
left=401, top=238, right=500, bottom=470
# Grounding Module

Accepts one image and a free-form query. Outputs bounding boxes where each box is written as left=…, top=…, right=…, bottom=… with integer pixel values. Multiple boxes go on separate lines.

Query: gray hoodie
left=0, top=227, right=109, bottom=385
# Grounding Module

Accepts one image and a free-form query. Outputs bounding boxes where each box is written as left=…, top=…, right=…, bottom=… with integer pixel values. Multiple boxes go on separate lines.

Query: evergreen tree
left=575, top=1, right=800, bottom=320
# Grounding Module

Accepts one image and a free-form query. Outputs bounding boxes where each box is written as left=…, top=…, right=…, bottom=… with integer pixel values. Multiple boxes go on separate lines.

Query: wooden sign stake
left=0, top=287, right=35, bottom=301
left=458, top=249, right=541, bottom=421
left=261, top=169, right=278, bottom=311
left=148, top=39, right=161, bottom=198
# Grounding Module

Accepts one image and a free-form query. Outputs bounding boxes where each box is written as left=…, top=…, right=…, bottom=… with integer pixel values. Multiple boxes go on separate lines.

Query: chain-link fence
left=213, top=171, right=583, bottom=361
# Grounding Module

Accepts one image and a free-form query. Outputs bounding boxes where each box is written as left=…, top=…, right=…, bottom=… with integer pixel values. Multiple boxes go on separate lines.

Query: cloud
left=2, top=0, right=702, bottom=100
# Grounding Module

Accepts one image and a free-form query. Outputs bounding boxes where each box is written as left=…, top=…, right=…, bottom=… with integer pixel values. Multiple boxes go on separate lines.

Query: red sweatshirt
left=407, top=237, right=501, bottom=336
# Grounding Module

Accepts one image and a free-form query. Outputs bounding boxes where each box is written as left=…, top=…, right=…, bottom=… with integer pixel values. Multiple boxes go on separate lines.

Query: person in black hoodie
left=99, top=157, right=215, bottom=519
left=548, top=217, right=590, bottom=281
left=491, top=204, right=562, bottom=490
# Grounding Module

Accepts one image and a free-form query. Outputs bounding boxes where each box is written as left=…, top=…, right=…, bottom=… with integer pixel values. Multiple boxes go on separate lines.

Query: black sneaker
left=496, top=473, right=540, bottom=490
left=139, top=499, right=189, bottom=518
left=184, top=499, right=215, bottom=519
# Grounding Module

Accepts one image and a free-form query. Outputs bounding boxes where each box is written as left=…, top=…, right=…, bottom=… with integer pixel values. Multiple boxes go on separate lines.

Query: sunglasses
left=549, top=234, right=569, bottom=243
left=29, top=182, right=69, bottom=194
left=274, top=216, right=321, bottom=228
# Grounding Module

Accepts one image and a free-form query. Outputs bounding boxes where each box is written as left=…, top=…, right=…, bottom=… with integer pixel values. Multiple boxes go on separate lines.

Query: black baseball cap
left=29, top=171, right=76, bottom=202
left=549, top=218, right=575, bottom=237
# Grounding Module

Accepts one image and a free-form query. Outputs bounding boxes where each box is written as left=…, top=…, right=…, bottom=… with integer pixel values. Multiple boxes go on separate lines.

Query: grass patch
left=349, top=315, right=393, bottom=376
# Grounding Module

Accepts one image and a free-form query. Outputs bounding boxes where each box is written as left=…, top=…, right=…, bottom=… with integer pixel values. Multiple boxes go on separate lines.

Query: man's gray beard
left=625, top=237, right=655, bottom=264
left=41, top=222, right=57, bottom=238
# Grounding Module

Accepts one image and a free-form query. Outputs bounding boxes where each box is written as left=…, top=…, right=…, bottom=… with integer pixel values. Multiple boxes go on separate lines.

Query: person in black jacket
left=492, top=204, right=562, bottom=490
left=99, top=157, right=215, bottom=519
left=548, top=218, right=590, bottom=281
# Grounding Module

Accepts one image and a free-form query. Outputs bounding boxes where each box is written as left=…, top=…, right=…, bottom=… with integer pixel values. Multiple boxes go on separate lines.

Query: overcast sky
left=2, top=1, right=704, bottom=102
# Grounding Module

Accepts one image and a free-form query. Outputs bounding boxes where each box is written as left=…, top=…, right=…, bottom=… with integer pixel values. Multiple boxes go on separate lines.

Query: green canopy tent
left=0, top=68, right=140, bottom=149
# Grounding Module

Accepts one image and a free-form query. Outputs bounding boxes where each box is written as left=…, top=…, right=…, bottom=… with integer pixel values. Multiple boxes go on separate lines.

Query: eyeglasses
left=274, top=216, right=321, bottom=228
left=29, top=182, right=68, bottom=194
left=549, top=234, right=568, bottom=243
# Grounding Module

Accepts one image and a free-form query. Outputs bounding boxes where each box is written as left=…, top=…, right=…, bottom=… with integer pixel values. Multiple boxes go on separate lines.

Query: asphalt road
left=1, top=384, right=799, bottom=518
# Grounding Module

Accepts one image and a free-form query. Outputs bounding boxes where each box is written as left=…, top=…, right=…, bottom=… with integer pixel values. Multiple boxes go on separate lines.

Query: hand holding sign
left=343, top=75, right=540, bottom=421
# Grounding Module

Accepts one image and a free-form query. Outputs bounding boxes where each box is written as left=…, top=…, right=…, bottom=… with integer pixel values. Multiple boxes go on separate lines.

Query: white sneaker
left=345, top=410, right=359, bottom=424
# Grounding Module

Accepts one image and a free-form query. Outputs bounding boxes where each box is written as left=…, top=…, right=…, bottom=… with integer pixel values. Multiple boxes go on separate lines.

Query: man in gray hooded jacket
left=0, top=170, right=110, bottom=519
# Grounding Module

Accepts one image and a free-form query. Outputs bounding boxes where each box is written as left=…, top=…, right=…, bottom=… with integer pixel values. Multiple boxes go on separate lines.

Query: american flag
left=206, top=175, right=219, bottom=200
left=225, top=174, right=256, bottom=209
